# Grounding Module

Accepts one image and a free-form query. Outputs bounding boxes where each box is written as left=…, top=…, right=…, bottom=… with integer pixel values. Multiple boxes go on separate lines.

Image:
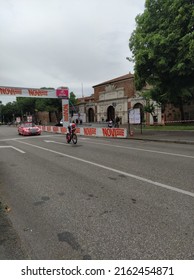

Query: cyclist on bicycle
left=67, top=121, right=76, bottom=134
left=66, top=121, right=77, bottom=144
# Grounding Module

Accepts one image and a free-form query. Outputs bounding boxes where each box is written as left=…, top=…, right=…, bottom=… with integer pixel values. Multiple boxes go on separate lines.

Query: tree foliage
left=69, top=92, right=77, bottom=114
left=1, top=102, right=20, bottom=123
left=141, top=91, right=156, bottom=117
left=129, top=0, right=194, bottom=119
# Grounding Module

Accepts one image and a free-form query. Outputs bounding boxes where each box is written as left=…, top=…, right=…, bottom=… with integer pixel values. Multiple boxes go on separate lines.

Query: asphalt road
left=0, top=126, right=194, bottom=260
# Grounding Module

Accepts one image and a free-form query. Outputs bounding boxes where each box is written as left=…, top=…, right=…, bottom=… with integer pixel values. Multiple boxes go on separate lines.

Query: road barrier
left=40, top=125, right=128, bottom=138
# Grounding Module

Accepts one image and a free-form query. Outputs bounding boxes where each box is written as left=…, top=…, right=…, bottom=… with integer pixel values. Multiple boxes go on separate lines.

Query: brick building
left=77, top=73, right=162, bottom=125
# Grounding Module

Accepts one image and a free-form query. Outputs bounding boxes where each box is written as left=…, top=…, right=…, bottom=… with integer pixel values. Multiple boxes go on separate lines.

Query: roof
left=93, top=73, right=134, bottom=88
left=77, top=94, right=94, bottom=104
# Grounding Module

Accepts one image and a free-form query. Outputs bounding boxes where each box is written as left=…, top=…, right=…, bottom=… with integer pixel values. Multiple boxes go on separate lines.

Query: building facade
left=77, top=73, right=162, bottom=125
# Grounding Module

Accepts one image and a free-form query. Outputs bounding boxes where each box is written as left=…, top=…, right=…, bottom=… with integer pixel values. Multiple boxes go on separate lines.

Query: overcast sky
left=0, top=0, right=145, bottom=103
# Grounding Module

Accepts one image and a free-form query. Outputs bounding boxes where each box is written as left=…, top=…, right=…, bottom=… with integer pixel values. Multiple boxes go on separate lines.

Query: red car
left=18, top=122, right=41, bottom=136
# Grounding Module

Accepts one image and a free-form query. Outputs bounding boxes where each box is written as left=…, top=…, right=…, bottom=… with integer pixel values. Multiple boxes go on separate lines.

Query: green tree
left=16, top=95, right=62, bottom=123
left=129, top=0, right=194, bottom=119
left=69, top=92, right=78, bottom=116
left=16, top=97, right=36, bottom=116
left=35, top=98, right=62, bottom=122
left=141, top=91, right=156, bottom=120
left=1, top=101, right=20, bottom=123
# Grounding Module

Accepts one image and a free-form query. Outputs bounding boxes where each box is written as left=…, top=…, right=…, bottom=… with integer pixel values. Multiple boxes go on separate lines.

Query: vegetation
left=132, top=122, right=194, bottom=131
left=141, top=90, right=156, bottom=120
left=143, top=124, right=194, bottom=131
left=129, top=0, right=194, bottom=120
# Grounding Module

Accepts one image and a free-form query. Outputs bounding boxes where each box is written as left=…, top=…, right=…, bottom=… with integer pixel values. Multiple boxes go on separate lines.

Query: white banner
left=129, top=108, right=141, bottom=124
left=41, top=126, right=128, bottom=138
left=0, top=86, right=62, bottom=99
left=0, top=260, right=193, bottom=280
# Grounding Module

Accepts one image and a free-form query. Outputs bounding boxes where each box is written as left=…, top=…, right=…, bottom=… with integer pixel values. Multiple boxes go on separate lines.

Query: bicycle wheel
left=72, top=133, right=77, bottom=144
left=66, top=133, right=71, bottom=143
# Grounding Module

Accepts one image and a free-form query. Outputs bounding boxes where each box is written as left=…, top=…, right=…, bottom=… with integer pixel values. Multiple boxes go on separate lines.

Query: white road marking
left=0, top=135, right=58, bottom=142
left=14, top=140, right=194, bottom=198
left=0, top=146, right=25, bottom=153
left=44, top=140, right=57, bottom=143
left=3, top=135, right=194, bottom=159
left=44, top=140, right=68, bottom=145
left=44, top=139, right=91, bottom=146
left=78, top=139, right=194, bottom=159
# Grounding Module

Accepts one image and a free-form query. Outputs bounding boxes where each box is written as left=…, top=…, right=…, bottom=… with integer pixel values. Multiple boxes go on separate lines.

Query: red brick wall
left=93, top=78, right=135, bottom=101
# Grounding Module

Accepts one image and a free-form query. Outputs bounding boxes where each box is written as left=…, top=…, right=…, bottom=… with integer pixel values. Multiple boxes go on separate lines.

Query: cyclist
left=66, top=121, right=77, bottom=144
left=67, top=121, right=76, bottom=134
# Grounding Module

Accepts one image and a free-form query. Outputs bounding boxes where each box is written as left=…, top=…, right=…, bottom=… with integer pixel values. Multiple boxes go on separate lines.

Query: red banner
left=56, top=88, right=69, bottom=98
left=102, top=128, right=125, bottom=137
left=83, top=128, right=97, bottom=136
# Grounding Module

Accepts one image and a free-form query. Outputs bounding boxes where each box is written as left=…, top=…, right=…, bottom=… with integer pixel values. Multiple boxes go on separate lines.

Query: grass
left=134, top=124, right=194, bottom=131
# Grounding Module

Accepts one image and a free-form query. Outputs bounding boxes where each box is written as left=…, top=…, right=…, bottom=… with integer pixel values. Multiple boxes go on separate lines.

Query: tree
left=35, top=98, right=62, bottom=122
left=129, top=0, right=194, bottom=120
left=16, top=97, right=36, bottom=117
left=141, top=90, right=156, bottom=120
left=69, top=92, right=78, bottom=116
left=16, top=94, right=62, bottom=122
left=1, top=101, right=20, bottom=123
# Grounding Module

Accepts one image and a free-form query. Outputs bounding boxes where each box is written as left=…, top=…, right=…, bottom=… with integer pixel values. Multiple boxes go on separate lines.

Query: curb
left=128, top=137, right=194, bottom=145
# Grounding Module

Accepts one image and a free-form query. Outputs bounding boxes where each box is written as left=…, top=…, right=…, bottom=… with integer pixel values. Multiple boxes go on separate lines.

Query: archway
left=107, top=106, right=115, bottom=121
left=88, top=108, right=94, bottom=122
left=133, top=103, right=144, bottom=122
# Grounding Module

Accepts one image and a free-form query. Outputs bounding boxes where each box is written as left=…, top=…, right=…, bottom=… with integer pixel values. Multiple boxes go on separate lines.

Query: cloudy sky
left=0, top=0, right=145, bottom=103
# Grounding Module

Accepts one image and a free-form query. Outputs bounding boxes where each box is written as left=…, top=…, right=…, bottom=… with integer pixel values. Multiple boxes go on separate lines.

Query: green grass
left=133, top=124, right=194, bottom=131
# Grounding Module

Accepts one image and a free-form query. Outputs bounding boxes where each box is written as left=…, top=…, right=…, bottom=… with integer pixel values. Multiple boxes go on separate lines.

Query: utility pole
left=81, top=83, right=84, bottom=98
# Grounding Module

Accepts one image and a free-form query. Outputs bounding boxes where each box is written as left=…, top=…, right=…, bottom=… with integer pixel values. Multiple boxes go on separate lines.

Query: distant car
left=55, top=119, right=63, bottom=126
left=18, top=122, right=41, bottom=136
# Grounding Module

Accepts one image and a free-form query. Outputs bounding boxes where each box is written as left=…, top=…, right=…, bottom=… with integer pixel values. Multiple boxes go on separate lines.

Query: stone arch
left=133, top=103, right=144, bottom=122
left=107, top=105, right=115, bottom=121
left=88, top=108, right=94, bottom=122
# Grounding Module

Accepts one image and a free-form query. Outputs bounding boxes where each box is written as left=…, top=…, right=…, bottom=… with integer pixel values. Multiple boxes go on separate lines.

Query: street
left=0, top=126, right=194, bottom=259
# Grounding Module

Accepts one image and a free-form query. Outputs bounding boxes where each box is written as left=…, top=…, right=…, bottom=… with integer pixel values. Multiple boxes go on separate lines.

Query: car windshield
left=22, top=123, right=36, bottom=127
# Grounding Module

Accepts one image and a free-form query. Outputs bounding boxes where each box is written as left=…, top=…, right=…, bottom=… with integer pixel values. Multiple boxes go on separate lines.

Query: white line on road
left=78, top=139, right=194, bottom=159
left=14, top=140, right=194, bottom=198
left=3, top=135, right=194, bottom=159
left=0, top=146, right=25, bottom=153
left=0, top=135, right=58, bottom=142
left=44, top=140, right=68, bottom=145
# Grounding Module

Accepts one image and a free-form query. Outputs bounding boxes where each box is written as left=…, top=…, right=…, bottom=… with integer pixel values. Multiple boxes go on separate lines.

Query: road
left=0, top=126, right=194, bottom=260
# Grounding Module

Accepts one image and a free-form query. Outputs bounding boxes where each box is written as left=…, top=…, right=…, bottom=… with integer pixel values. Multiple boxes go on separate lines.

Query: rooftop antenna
left=81, top=83, right=84, bottom=98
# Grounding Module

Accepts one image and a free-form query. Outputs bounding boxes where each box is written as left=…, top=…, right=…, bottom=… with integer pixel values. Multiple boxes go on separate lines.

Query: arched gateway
left=0, top=86, right=69, bottom=126
left=107, top=105, right=115, bottom=121
left=88, top=108, right=94, bottom=122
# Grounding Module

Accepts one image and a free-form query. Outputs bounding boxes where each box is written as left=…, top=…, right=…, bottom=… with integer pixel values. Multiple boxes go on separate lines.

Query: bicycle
left=66, top=131, right=77, bottom=144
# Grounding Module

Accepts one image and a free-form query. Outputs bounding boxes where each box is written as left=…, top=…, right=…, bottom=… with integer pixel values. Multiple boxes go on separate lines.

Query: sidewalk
left=128, top=129, right=194, bottom=145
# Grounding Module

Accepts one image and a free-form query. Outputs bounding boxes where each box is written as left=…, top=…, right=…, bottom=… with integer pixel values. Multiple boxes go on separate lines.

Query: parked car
left=18, top=122, right=41, bottom=136
left=55, top=119, right=63, bottom=126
